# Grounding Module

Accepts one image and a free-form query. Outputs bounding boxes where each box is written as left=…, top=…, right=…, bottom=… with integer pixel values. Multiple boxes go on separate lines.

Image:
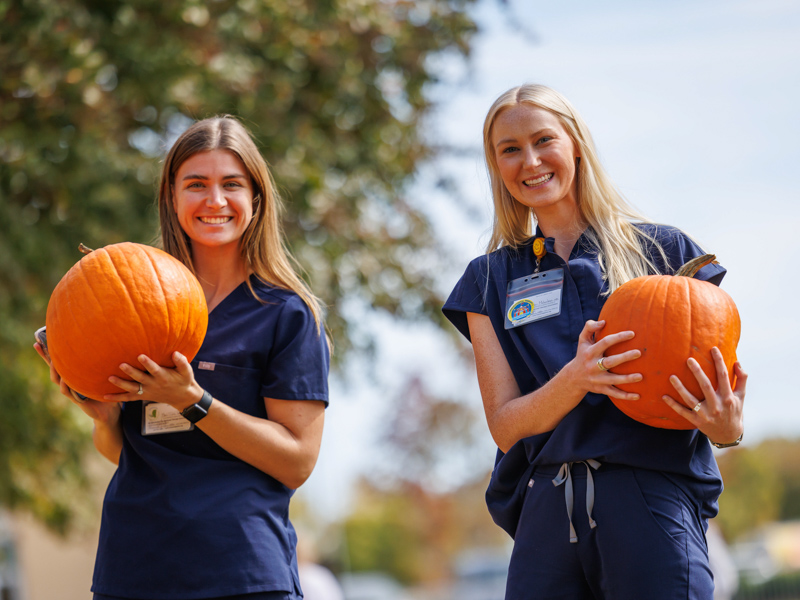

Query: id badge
left=504, top=267, right=564, bottom=329
left=142, top=401, right=194, bottom=435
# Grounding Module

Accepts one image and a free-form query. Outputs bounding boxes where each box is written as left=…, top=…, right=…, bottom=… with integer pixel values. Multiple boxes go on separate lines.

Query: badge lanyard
left=504, top=237, right=564, bottom=329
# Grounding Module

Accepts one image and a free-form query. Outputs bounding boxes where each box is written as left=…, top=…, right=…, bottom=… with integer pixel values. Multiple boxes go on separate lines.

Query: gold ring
left=692, top=402, right=702, bottom=412
left=137, top=383, right=144, bottom=395
left=597, top=357, right=609, bottom=371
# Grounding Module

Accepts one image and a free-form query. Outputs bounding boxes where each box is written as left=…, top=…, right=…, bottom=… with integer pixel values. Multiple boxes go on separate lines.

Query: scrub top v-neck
left=92, top=276, right=330, bottom=599
left=443, top=223, right=727, bottom=537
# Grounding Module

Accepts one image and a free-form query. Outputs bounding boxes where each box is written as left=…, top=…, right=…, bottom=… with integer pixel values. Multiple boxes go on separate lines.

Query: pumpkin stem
left=675, top=254, right=717, bottom=278
left=78, top=243, right=94, bottom=255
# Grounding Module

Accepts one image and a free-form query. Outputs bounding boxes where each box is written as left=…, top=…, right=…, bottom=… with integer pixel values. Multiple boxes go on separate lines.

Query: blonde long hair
left=483, top=84, right=663, bottom=292
left=157, top=116, right=327, bottom=335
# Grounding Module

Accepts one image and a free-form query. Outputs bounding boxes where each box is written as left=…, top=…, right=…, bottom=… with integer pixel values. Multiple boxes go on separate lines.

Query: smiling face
left=173, top=149, right=254, bottom=253
left=491, top=103, right=580, bottom=217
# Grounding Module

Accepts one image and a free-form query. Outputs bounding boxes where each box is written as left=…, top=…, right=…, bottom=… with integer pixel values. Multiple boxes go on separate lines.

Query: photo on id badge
left=504, top=268, right=564, bottom=329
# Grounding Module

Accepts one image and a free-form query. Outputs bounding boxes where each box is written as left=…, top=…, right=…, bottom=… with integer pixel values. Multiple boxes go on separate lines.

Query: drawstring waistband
left=552, top=460, right=601, bottom=543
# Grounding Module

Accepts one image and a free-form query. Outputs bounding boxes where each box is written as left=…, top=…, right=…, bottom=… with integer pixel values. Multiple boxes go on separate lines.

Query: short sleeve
left=260, top=296, right=330, bottom=405
left=645, top=225, right=727, bottom=286
left=442, top=257, right=489, bottom=343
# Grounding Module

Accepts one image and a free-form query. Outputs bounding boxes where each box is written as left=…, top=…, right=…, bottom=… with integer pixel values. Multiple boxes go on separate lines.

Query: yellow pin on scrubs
left=532, top=237, right=546, bottom=272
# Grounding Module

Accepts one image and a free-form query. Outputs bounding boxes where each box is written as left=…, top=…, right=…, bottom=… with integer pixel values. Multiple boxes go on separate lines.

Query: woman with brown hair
left=36, top=116, right=330, bottom=600
left=443, top=85, right=746, bottom=599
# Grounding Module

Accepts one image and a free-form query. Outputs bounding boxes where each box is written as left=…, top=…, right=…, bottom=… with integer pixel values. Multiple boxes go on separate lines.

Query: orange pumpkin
left=595, top=254, right=740, bottom=430
left=45, top=242, right=208, bottom=401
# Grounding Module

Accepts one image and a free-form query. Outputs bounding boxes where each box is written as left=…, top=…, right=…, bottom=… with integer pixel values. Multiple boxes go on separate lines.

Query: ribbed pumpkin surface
left=596, top=274, right=740, bottom=429
left=45, top=243, right=208, bottom=400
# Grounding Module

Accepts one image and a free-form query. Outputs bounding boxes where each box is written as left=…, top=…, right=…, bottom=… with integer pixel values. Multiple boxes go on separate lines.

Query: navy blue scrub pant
left=505, top=462, right=714, bottom=600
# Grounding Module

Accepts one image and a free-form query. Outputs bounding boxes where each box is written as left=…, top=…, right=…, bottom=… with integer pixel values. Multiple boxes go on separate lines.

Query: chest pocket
left=193, top=361, right=267, bottom=420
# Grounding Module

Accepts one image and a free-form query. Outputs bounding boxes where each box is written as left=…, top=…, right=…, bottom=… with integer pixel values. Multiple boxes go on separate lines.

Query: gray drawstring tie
left=552, top=460, right=601, bottom=543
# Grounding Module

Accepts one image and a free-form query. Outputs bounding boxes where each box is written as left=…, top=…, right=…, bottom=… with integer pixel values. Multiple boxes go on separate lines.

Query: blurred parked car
left=450, top=548, right=510, bottom=600
left=339, top=571, right=409, bottom=600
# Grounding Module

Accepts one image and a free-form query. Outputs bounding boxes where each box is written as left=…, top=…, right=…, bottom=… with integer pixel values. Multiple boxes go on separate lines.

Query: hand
left=571, top=320, right=643, bottom=401
left=107, top=351, right=203, bottom=412
left=34, top=342, right=122, bottom=423
left=662, top=347, right=747, bottom=445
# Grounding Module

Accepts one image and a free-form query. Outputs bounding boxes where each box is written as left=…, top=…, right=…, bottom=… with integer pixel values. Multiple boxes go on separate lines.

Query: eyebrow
left=495, top=128, right=558, bottom=149
left=181, top=173, right=247, bottom=181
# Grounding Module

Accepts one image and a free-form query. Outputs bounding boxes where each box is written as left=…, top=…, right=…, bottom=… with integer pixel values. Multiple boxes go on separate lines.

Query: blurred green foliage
left=335, top=476, right=507, bottom=585
left=0, top=0, right=477, bottom=530
left=717, top=438, right=800, bottom=542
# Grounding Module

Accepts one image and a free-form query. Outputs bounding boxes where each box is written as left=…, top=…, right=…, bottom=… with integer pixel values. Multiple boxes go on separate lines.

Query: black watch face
left=183, top=404, right=207, bottom=423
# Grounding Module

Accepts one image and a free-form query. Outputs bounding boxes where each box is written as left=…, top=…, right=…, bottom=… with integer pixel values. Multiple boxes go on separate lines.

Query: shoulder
left=633, top=222, right=687, bottom=247
left=247, top=277, right=321, bottom=329
left=249, top=277, right=311, bottom=311
left=633, top=222, right=725, bottom=282
left=467, top=243, right=530, bottom=274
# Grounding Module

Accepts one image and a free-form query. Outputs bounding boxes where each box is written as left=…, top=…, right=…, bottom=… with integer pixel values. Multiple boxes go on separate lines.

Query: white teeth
left=524, top=173, right=553, bottom=186
left=199, top=217, right=231, bottom=224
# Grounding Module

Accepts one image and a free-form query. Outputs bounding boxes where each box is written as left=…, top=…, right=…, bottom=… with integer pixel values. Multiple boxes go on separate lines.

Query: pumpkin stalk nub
left=675, top=254, right=717, bottom=278
left=78, top=243, right=94, bottom=255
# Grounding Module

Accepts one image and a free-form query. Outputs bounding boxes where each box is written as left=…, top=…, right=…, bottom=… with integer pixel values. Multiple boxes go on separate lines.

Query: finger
left=580, top=320, right=605, bottom=343
left=710, top=347, right=733, bottom=395
left=173, top=352, right=194, bottom=377
left=33, top=343, right=52, bottom=366
left=137, top=354, right=161, bottom=374
left=662, top=394, right=700, bottom=423
left=108, top=375, right=143, bottom=395
left=669, top=374, right=699, bottom=408
left=601, top=349, right=642, bottom=370
left=687, top=357, right=718, bottom=405
left=119, top=361, right=147, bottom=381
left=103, top=391, right=140, bottom=402
left=603, top=385, right=640, bottom=401
left=595, top=330, right=636, bottom=354
left=733, top=361, right=748, bottom=398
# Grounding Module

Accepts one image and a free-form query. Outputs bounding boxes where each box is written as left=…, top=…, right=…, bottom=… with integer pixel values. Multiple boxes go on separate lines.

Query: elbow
left=493, top=435, right=514, bottom=455
left=487, top=416, right=515, bottom=455
left=277, top=454, right=319, bottom=490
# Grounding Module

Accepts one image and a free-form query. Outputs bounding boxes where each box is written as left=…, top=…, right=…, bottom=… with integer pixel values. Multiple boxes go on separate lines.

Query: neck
left=192, top=244, right=249, bottom=311
left=535, top=201, right=587, bottom=261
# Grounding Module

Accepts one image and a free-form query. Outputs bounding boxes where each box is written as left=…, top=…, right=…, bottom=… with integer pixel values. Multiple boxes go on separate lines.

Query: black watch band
left=181, top=390, right=213, bottom=424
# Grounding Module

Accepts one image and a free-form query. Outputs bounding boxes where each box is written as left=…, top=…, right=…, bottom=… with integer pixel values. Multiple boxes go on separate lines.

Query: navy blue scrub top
left=443, top=224, right=727, bottom=538
left=92, top=276, right=330, bottom=599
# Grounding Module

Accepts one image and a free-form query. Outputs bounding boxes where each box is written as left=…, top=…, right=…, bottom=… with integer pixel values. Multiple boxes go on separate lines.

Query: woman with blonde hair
left=36, top=116, right=330, bottom=600
left=443, top=85, right=746, bottom=599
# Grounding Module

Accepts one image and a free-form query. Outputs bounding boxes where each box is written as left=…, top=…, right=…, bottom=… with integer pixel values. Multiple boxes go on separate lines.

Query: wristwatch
left=181, top=390, right=213, bottom=424
left=710, top=431, right=743, bottom=449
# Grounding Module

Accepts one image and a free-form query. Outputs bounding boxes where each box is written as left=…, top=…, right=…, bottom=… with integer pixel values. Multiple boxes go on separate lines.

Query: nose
left=522, top=146, right=541, bottom=168
left=205, top=185, right=227, bottom=208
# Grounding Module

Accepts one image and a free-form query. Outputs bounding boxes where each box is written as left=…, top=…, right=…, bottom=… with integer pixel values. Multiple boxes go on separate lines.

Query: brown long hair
left=157, top=116, right=327, bottom=335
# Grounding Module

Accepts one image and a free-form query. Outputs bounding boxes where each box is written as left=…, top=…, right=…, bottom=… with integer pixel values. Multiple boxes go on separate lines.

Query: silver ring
left=597, top=357, right=609, bottom=371
left=137, top=383, right=144, bottom=395
left=692, top=402, right=702, bottom=412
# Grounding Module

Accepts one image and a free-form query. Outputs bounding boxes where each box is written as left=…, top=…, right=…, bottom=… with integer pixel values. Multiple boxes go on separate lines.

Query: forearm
left=488, top=361, right=587, bottom=453
left=92, top=417, right=123, bottom=465
left=197, top=399, right=324, bottom=489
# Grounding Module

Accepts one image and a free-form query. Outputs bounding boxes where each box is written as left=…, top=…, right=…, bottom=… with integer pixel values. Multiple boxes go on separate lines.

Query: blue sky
left=302, top=0, right=800, bottom=519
